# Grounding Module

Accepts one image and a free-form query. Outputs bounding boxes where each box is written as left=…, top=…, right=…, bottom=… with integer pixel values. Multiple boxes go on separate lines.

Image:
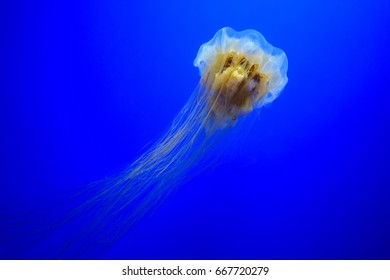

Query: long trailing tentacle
left=55, top=83, right=224, bottom=257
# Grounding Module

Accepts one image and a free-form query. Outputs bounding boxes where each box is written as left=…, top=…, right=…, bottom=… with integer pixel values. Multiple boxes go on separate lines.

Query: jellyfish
left=1, top=27, right=288, bottom=258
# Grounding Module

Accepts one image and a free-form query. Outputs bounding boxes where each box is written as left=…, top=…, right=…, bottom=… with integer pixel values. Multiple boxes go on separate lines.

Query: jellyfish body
left=2, top=27, right=288, bottom=258
left=195, top=27, right=288, bottom=129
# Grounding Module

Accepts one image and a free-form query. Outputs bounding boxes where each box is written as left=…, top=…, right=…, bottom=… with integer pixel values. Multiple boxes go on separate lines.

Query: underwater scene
left=1, top=0, right=390, bottom=259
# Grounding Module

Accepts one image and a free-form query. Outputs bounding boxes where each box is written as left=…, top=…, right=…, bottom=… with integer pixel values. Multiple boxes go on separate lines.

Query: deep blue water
left=1, top=0, right=390, bottom=259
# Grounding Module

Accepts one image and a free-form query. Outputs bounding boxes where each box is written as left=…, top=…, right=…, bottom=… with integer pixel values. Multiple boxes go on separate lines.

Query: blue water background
left=1, top=0, right=390, bottom=259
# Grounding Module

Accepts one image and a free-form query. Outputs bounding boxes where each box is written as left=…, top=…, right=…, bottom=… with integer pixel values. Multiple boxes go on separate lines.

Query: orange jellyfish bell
left=194, top=27, right=288, bottom=128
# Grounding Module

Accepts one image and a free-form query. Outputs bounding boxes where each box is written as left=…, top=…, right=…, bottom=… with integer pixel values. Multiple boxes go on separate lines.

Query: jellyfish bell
left=194, top=27, right=288, bottom=129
